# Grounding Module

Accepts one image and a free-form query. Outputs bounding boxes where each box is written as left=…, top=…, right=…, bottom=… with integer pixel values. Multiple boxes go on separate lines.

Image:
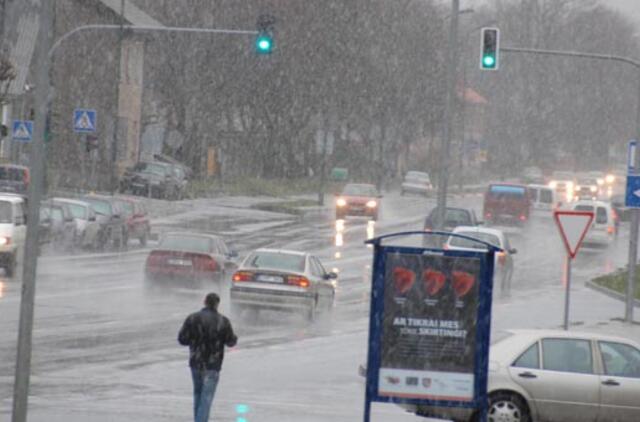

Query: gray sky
left=607, top=0, right=640, bottom=23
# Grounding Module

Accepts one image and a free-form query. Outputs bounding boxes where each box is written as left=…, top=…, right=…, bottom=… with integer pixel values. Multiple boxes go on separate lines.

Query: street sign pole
left=626, top=75, right=640, bottom=324
left=11, top=1, right=54, bottom=421
left=563, top=255, right=572, bottom=330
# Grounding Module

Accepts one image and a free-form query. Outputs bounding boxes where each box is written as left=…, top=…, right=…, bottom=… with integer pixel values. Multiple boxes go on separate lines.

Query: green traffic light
left=483, top=55, right=496, bottom=68
left=256, top=34, right=273, bottom=54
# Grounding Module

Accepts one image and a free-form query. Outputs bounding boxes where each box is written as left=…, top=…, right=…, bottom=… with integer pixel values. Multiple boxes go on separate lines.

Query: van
left=527, top=184, right=557, bottom=218
left=572, top=200, right=616, bottom=247
left=483, top=184, right=531, bottom=226
left=0, top=195, right=27, bottom=276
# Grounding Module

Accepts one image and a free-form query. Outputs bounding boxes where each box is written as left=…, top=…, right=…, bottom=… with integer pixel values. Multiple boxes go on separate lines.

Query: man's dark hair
left=204, top=292, right=220, bottom=310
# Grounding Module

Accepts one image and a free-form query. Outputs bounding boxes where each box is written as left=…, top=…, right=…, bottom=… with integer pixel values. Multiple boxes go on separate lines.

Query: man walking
left=178, top=292, right=237, bottom=422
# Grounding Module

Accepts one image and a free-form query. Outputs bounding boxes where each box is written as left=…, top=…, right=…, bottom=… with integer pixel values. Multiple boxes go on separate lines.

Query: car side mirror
left=509, top=248, right=518, bottom=255
left=325, top=272, right=338, bottom=280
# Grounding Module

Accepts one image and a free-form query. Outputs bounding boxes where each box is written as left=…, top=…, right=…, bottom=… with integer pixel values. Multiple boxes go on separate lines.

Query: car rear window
left=596, top=207, right=608, bottom=224
left=160, top=234, right=211, bottom=253
left=84, top=199, right=111, bottom=216
left=246, top=252, right=306, bottom=272
left=0, top=201, right=12, bottom=223
left=449, top=232, right=500, bottom=250
left=488, top=185, right=526, bottom=198
left=539, top=189, right=553, bottom=204
left=444, top=209, right=471, bottom=225
left=575, top=205, right=594, bottom=212
left=0, top=167, right=26, bottom=182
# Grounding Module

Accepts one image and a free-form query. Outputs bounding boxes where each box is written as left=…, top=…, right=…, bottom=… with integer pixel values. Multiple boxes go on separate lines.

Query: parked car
left=0, top=195, right=27, bottom=277
left=335, top=183, right=381, bottom=220
left=51, top=198, right=100, bottom=249
left=400, top=329, right=640, bottom=422
left=41, top=200, right=77, bottom=251
left=400, top=171, right=433, bottom=197
left=0, top=163, right=29, bottom=194
left=145, top=232, right=237, bottom=284
left=112, top=197, right=151, bottom=246
left=119, top=161, right=185, bottom=200
left=38, top=207, right=53, bottom=253
left=81, top=195, right=126, bottom=250
left=230, top=248, right=337, bottom=321
left=445, top=226, right=517, bottom=294
left=572, top=200, right=617, bottom=247
left=483, top=184, right=531, bottom=226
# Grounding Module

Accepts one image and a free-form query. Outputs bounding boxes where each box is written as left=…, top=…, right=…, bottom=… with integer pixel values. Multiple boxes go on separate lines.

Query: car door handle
left=518, top=372, right=537, bottom=379
left=602, top=379, right=620, bottom=386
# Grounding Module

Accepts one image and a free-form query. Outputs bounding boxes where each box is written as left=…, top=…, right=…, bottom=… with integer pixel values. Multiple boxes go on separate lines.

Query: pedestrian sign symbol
left=73, top=109, right=97, bottom=133
left=12, top=120, right=34, bottom=142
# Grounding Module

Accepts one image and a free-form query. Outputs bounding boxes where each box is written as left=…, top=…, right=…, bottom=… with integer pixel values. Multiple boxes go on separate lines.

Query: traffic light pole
left=501, top=45, right=640, bottom=323
left=436, top=0, right=460, bottom=229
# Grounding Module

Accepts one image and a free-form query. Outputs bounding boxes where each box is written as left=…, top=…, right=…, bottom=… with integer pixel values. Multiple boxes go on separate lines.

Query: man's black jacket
left=178, top=307, right=237, bottom=371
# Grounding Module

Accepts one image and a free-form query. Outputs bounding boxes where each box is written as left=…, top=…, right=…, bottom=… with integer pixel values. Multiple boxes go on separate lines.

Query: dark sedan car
left=423, top=206, right=480, bottom=247
left=119, top=161, right=185, bottom=200
left=144, top=232, right=237, bottom=285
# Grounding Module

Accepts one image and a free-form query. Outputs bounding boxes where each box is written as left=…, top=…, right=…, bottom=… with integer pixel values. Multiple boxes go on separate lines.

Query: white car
left=572, top=200, right=616, bottom=247
left=401, top=171, right=433, bottom=196
left=445, top=226, right=516, bottom=294
left=402, top=329, right=640, bottom=422
left=52, top=198, right=101, bottom=249
left=230, top=249, right=336, bottom=321
left=0, top=195, right=26, bottom=277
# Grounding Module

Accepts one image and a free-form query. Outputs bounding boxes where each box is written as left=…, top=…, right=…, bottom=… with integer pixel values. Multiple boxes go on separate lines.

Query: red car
left=145, top=232, right=238, bottom=284
left=112, top=197, right=151, bottom=246
left=335, top=183, right=381, bottom=220
left=483, top=184, right=531, bottom=226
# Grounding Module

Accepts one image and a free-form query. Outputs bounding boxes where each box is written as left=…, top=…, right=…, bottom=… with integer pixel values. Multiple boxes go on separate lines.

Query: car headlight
left=366, top=200, right=377, bottom=208
left=336, top=198, right=347, bottom=207
left=567, top=181, right=574, bottom=191
left=590, top=186, right=597, bottom=193
left=0, top=237, right=11, bottom=246
left=549, top=181, right=557, bottom=189
left=606, top=174, right=615, bottom=184
left=597, top=178, right=604, bottom=186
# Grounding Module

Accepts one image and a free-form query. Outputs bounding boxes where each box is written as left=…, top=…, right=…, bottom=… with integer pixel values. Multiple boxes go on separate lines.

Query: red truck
left=483, top=184, right=531, bottom=226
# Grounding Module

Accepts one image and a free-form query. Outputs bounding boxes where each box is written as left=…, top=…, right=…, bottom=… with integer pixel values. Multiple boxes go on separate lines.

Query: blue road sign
left=12, top=120, right=33, bottom=142
left=629, top=140, right=637, bottom=174
left=73, top=109, right=97, bottom=133
left=362, top=231, right=498, bottom=422
left=626, top=174, right=640, bottom=208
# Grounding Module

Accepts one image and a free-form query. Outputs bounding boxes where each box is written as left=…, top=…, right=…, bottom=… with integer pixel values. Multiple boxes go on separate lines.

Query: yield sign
left=554, top=210, right=594, bottom=259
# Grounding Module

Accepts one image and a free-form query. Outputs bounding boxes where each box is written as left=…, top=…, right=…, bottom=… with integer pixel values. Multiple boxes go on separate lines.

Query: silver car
left=403, top=329, right=640, bottom=422
left=52, top=198, right=100, bottom=249
left=401, top=171, right=433, bottom=197
left=230, top=249, right=337, bottom=321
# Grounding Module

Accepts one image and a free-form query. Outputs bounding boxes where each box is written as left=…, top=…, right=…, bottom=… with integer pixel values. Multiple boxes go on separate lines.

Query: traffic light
left=255, top=33, right=273, bottom=54
left=255, top=14, right=275, bottom=55
left=480, top=27, right=500, bottom=70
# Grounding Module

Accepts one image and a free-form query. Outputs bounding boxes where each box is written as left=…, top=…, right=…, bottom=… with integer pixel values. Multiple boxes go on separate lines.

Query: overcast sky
left=608, top=0, right=640, bottom=23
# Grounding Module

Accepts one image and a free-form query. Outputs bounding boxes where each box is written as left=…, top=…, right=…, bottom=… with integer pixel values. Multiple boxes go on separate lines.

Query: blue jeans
left=191, top=367, right=220, bottom=422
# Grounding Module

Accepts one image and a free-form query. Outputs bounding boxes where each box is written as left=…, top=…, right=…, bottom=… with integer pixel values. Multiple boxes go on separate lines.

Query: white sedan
left=402, top=329, right=640, bottom=422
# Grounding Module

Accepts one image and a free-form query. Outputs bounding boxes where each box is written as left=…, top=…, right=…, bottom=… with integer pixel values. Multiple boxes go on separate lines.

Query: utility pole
left=436, top=0, right=460, bottom=229
left=111, top=0, right=125, bottom=194
left=11, top=0, right=54, bottom=420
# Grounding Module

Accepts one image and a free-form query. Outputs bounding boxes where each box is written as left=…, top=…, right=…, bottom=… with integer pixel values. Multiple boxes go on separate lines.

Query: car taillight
left=287, top=275, right=310, bottom=288
left=519, top=215, right=527, bottom=221
left=608, top=226, right=615, bottom=235
left=23, top=171, right=30, bottom=186
left=232, top=271, right=254, bottom=282
left=146, top=251, right=165, bottom=267
left=194, top=255, right=217, bottom=272
left=485, top=212, right=492, bottom=219
left=497, top=252, right=506, bottom=265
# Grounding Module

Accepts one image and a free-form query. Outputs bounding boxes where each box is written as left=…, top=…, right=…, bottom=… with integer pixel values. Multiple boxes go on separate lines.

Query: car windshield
left=135, top=162, right=167, bottom=176
left=488, top=185, right=526, bottom=198
left=84, top=199, right=111, bottom=216
left=406, top=171, right=429, bottom=180
left=437, top=208, right=471, bottom=225
left=449, top=232, right=501, bottom=250
left=159, top=234, right=211, bottom=253
left=246, top=252, right=306, bottom=272
left=342, top=184, right=377, bottom=196
left=118, top=201, right=134, bottom=215
left=0, top=201, right=12, bottom=223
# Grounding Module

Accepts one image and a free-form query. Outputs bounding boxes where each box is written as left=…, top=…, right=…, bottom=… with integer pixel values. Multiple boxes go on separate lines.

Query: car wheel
left=473, top=392, right=530, bottom=422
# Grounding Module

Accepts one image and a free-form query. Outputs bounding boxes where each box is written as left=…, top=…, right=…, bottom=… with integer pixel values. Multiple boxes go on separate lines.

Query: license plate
left=257, top=274, right=284, bottom=283
left=167, top=258, right=191, bottom=267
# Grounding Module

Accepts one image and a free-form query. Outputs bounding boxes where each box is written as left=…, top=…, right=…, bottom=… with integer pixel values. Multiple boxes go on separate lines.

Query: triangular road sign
left=554, top=210, right=594, bottom=259
left=75, top=111, right=94, bottom=131
left=14, top=123, right=30, bottom=139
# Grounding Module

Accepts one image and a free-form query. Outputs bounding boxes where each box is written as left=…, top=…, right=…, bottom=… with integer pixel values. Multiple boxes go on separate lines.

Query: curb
left=585, top=280, right=640, bottom=308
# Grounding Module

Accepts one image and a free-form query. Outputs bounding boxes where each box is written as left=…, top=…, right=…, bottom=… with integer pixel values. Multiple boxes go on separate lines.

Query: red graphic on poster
left=393, top=267, right=416, bottom=294
left=423, top=269, right=446, bottom=296
left=452, top=271, right=476, bottom=298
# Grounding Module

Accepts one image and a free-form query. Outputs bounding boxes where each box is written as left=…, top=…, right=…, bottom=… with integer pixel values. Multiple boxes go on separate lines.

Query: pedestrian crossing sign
left=12, top=120, right=33, bottom=142
left=73, top=109, right=97, bottom=133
